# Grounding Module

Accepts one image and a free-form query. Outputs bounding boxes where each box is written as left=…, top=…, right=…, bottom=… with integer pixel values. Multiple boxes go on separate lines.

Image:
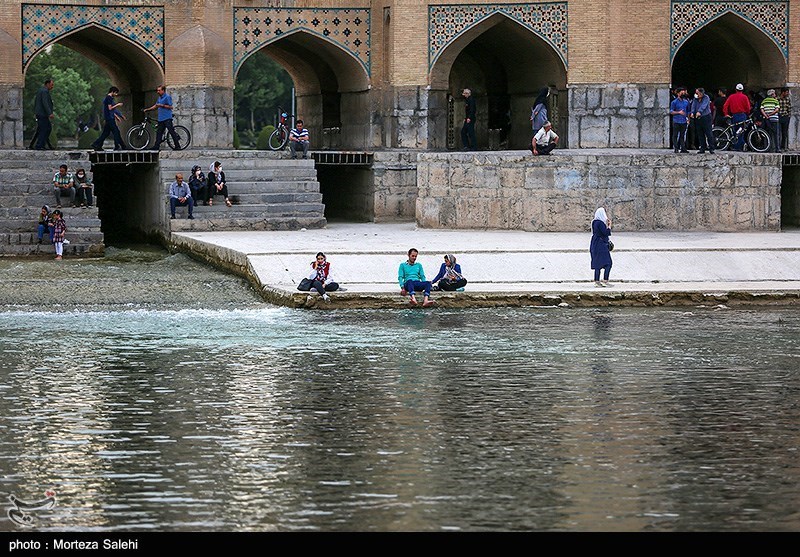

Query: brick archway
left=428, top=9, right=568, bottom=150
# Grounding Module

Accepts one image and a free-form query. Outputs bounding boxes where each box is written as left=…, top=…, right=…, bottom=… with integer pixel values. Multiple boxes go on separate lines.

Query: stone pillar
left=171, top=86, right=233, bottom=149
left=385, top=85, right=430, bottom=149
left=0, top=85, right=23, bottom=148
left=569, top=84, right=671, bottom=149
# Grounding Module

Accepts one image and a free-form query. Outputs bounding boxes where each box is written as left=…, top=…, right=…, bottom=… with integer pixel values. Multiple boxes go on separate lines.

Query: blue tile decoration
left=234, top=7, right=371, bottom=76
left=671, top=1, right=788, bottom=61
left=428, top=3, right=568, bottom=70
left=21, top=3, right=165, bottom=70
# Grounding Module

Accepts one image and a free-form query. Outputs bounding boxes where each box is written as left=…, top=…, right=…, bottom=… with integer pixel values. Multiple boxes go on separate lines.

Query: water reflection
left=1, top=305, right=799, bottom=531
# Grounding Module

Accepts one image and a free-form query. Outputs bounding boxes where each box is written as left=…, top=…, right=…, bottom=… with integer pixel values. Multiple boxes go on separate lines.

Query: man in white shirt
left=532, top=121, right=559, bottom=155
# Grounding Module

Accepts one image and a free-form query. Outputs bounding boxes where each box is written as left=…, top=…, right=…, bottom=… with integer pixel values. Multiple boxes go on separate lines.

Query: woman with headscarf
left=431, top=254, right=467, bottom=291
left=207, top=161, right=232, bottom=207
left=530, top=87, right=550, bottom=132
left=297, top=252, right=339, bottom=302
left=590, top=207, right=613, bottom=287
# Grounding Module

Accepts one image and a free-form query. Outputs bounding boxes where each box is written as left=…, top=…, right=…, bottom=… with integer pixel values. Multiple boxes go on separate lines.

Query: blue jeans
left=731, top=112, right=747, bottom=150
left=93, top=119, right=124, bottom=150
left=37, top=223, right=54, bottom=242
left=404, top=280, right=432, bottom=297
left=35, top=115, right=51, bottom=149
left=170, top=196, right=194, bottom=217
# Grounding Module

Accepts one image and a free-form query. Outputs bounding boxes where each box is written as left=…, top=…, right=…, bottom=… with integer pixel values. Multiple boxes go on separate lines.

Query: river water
left=1, top=248, right=799, bottom=531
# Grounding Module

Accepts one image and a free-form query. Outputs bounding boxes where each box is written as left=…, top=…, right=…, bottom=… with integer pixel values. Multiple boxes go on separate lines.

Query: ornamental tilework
left=671, top=1, right=788, bottom=60
left=233, top=7, right=371, bottom=76
left=21, top=3, right=165, bottom=70
left=428, top=3, right=568, bottom=70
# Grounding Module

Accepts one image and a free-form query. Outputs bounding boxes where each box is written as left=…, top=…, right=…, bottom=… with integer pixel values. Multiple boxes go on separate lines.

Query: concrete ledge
left=169, top=223, right=800, bottom=310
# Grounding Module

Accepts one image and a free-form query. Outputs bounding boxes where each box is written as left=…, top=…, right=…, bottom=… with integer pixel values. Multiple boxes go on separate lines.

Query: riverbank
left=169, top=223, right=800, bottom=309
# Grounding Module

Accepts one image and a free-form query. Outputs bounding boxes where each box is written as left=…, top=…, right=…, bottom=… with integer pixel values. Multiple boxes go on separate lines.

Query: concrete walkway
left=171, top=223, right=800, bottom=308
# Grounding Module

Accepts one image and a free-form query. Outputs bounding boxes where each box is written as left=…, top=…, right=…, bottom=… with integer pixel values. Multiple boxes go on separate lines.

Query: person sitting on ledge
left=532, top=121, right=559, bottom=155
left=431, top=254, right=467, bottom=291
left=398, top=248, right=435, bottom=307
left=52, top=164, right=76, bottom=208
left=188, top=165, right=207, bottom=205
left=74, top=168, right=93, bottom=208
left=207, top=161, right=232, bottom=207
left=169, top=173, right=194, bottom=220
left=289, top=119, right=310, bottom=159
left=297, top=252, right=339, bottom=302
left=36, top=205, right=53, bottom=245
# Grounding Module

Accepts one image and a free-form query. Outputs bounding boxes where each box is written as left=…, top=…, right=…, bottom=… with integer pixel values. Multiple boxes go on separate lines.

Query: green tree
left=235, top=53, right=293, bottom=136
left=24, top=44, right=110, bottom=138
left=46, top=66, right=93, bottom=137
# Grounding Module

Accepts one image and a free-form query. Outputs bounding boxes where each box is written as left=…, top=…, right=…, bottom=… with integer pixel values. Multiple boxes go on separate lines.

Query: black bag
left=298, top=278, right=313, bottom=291
left=608, top=241, right=614, bottom=251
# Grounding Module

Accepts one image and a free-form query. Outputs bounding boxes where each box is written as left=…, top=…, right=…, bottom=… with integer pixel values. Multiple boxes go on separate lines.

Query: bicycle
left=126, top=111, right=192, bottom=151
left=267, top=107, right=293, bottom=151
left=712, top=117, right=771, bottom=153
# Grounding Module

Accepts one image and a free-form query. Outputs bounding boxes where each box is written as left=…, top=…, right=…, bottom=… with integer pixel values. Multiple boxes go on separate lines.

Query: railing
left=89, top=151, right=159, bottom=165
left=312, top=152, right=374, bottom=166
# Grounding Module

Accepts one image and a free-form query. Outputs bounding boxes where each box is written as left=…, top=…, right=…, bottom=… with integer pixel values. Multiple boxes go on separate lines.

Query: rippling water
left=1, top=250, right=799, bottom=531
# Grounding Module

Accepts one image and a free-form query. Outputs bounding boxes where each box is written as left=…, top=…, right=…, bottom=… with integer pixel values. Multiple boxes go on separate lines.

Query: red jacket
left=723, top=92, right=752, bottom=116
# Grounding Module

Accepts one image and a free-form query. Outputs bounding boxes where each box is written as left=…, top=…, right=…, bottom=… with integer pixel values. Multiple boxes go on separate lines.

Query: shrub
left=256, top=125, right=276, bottom=150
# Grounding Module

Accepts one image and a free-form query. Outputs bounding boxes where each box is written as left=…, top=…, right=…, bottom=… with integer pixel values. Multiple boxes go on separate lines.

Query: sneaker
left=602, top=281, right=613, bottom=287
left=595, top=281, right=605, bottom=288
left=188, top=215, right=195, bottom=220
left=323, top=294, right=331, bottom=302
left=170, top=215, right=175, bottom=219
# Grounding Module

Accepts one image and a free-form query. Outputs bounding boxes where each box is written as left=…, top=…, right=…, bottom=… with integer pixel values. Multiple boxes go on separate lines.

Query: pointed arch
left=671, top=11, right=787, bottom=90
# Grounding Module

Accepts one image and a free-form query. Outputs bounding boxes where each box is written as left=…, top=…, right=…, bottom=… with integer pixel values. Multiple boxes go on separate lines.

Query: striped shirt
left=761, top=96, right=780, bottom=121
left=290, top=128, right=309, bottom=141
left=53, top=172, right=74, bottom=188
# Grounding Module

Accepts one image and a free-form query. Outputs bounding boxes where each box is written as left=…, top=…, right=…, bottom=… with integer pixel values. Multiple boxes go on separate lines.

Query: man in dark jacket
left=33, top=78, right=54, bottom=150
left=461, top=88, right=477, bottom=151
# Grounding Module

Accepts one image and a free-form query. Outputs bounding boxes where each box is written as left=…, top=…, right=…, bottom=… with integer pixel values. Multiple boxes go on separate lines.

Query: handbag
left=608, top=241, right=614, bottom=251
left=297, top=278, right=314, bottom=291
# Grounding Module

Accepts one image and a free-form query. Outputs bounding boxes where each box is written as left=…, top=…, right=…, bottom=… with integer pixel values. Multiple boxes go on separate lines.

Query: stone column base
left=569, top=84, right=671, bottom=149
left=171, top=86, right=233, bottom=149
left=0, top=85, right=23, bottom=148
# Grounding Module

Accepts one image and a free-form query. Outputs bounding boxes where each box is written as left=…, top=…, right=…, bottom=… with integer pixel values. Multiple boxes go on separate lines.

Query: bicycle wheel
left=167, top=125, right=191, bottom=151
left=747, top=128, right=771, bottom=153
left=712, top=127, right=731, bottom=151
left=126, top=125, right=151, bottom=151
left=268, top=126, right=288, bottom=150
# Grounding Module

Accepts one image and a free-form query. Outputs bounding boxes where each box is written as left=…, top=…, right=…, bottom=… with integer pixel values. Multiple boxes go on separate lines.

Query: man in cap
left=723, top=83, right=752, bottom=151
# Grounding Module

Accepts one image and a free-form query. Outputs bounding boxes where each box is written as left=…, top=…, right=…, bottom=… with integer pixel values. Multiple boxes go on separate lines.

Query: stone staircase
left=158, top=152, right=327, bottom=232
left=0, top=150, right=104, bottom=257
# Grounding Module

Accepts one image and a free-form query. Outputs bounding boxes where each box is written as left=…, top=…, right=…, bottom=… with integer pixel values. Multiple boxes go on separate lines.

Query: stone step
left=0, top=206, right=100, bottom=217
left=0, top=242, right=104, bottom=257
left=160, top=168, right=317, bottom=182
left=158, top=180, right=320, bottom=194
left=0, top=217, right=102, bottom=232
left=158, top=153, right=315, bottom=168
left=183, top=202, right=325, bottom=217
left=0, top=231, right=105, bottom=245
left=168, top=215, right=327, bottom=232
left=227, top=192, right=323, bottom=205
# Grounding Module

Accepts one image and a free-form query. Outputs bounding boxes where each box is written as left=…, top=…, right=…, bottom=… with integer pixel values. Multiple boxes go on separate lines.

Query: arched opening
left=235, top=30, right=371, bottom=150
left=23, top=25, right=164, bottom=147
left=672, top=13, right=786, bottom=94
left=429, top=14, right=567, bottom=150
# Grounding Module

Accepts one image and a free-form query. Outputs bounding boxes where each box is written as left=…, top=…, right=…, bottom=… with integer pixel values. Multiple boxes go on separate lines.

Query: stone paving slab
left=171, top=223, right=800, bottom=308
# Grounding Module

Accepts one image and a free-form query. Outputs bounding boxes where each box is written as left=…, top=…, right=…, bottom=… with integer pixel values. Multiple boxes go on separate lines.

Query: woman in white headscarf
left=590, top=207, right=613, bottom=287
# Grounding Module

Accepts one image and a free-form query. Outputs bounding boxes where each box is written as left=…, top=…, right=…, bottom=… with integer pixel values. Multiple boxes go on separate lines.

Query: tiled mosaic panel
left=21, top=3, right=165, bottom=70
left=234, top=7, right=371, bottom=75
left=671, top=1, right=788, bottom=60
left=428, top=3, right=568, bottom=69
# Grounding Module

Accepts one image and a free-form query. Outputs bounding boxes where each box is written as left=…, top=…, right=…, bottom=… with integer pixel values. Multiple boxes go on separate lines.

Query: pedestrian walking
left=590, top=207, right=613, bottom=287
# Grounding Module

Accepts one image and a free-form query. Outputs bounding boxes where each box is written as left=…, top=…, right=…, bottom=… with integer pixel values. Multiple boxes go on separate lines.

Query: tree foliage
left=235, top=52, right=293, bottom=142
left=24, top=44, right=110, bottom=138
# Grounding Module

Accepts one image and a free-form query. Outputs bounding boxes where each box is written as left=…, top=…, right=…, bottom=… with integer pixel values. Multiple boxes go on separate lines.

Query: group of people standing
left=168, top=161, right=232, bottom=219
left=670, top=83, right=791, bottom=153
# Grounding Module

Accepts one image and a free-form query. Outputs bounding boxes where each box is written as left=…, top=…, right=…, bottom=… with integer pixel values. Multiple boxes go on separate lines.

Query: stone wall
left=569, top=84, right=671, bottom=149
left=0, top=85, right=22, bottom=148
left=373, top=151, right=418, bottom=221
left=416, top=150, right=782, bottom=231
